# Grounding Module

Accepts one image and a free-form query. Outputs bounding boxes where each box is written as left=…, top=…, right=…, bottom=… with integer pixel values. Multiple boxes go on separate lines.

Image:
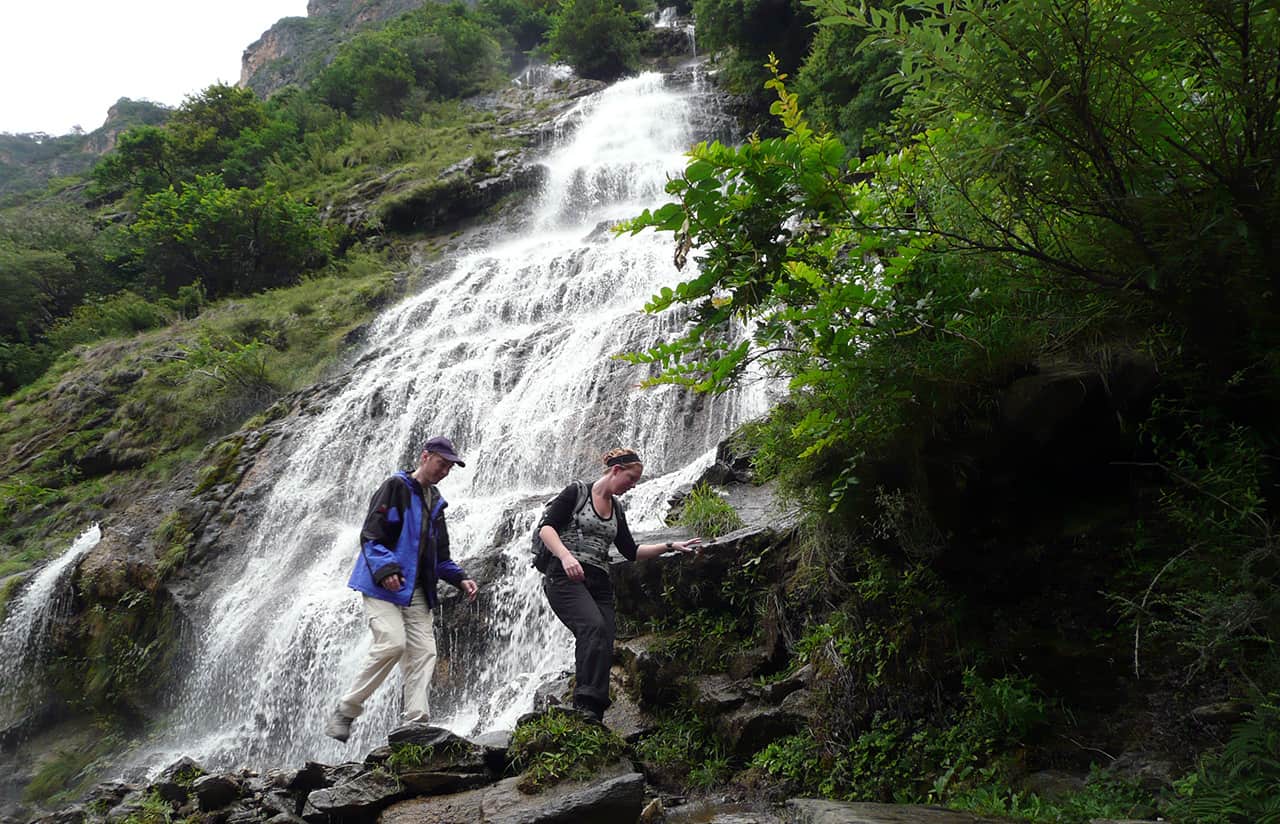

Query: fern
left=1169, top=696, right=1280, bottom=824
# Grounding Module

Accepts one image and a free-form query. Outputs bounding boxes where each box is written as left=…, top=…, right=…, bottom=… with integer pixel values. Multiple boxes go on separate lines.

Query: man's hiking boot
left=325, top=709, right=354, bottom=742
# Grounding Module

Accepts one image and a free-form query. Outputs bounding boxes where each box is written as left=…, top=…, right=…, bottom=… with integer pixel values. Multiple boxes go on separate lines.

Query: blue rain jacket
left=346, top=471, right=467, bottom=607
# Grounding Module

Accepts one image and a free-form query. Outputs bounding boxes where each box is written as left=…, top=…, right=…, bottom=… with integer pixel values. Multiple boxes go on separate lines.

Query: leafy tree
left=93, top=84, right=292, bottom=198
left=838, top=0, right=1280, bottom=383
left=479, top=0, right=556, bottom=53
left=127, top=174, right=333, bottom=297
left=314, top=33, right=416, bottom=118
left=629, top=0, right=1280, bottom=499
left=793, top=24, right=900, bottom=155
left=312, top=4, right=505, bottom=118
left=0, top=204, right=108, bottom=335
left=92, top=125, right=178, bottom=196
left=548, top=0, right=642, bottom=81
left=166, top=85, right=270, bottom=174
left=692, top=0, right=813, bottom=97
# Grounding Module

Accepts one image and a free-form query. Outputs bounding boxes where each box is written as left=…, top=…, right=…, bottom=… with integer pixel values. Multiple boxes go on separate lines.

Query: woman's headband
left=606, top=452, right=642, bottom=467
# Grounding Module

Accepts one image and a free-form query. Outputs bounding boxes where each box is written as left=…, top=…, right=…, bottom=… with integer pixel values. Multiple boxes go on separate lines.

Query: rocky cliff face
left=0, top=99, right=168, bottom=199
left=240, top=0, right=435, bottom=97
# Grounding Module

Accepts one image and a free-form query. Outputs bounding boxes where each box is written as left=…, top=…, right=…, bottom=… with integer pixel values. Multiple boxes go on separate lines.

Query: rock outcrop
left=240, top=0, right=438, bottom=97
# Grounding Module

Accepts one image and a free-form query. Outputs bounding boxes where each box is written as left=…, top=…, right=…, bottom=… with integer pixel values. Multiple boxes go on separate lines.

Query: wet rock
left=1021, top=770, right=1086, bottom=801
left=612, top=523, right=792, bottom=625
left=396, top=768, right=492, bottom=796
left=481, top=760, right=644, bottom=823
left=472, top=729, right=514, bottom=774
left=689, top=674, right=749, bottom=715
left=1190, top=700, right=1251, bottom=725
left=603, top=672, right=659, bottom=743
left=387, top=723, right=472, bottom=751
left=153, top=757, right=206, bottom=804
left=759, top=665, right=812, bottom=705
left=639, top=797, right=665, bottom=823
left=221, top=800, right=267, bottom=824
left=28, top=807, right=87, bottom=824
left=616, top=635, right=685, bottom=707
left=785, top=800, right=1009, bottom=823
left=194, top=774, right=242, bottom=811
left=264, top=815, right=308, bottom=824
left=1105, top=752, right=1177, bottom=792
left=257, top=789, right=298, bottom=819
left=105, top=793, right=147, bottom=824
left=727, top=646, right=775, bottom=681
left=380, top=785, right=486, bottom=824
left=532, top=672, right=575, bottom=712
left=271, top=762, right=327, bottom=794
left=778, top=689, right=823, bottom=727
left=719, top=703, right=803, bottom=759
left=305, top=769, right=403, bottom=818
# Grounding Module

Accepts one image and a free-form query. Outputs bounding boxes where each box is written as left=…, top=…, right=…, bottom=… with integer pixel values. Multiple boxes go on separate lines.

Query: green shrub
left=677, top=482, right=744, bottom=538
left=647, top=608, right=752, bottom=673
left=509, top=708, right=626, bottom=793
left=387, top=742, right=429, bottom=771
left=0, top=476, right=59, bottom=532
left=45, top=292, right=169, bottom=351
left=1167, top=696, right=1280, bottom=824
left=22, top=728, right=125, bottom=805
left=129, top=174, right=333, bottom=298
left=634, top=709, right=731, bottom=789
left=963, top=670, right=1046, bottom=747
left=548, top=0, right=642, bottom=81
left=118, top=790, right=174, bottom=824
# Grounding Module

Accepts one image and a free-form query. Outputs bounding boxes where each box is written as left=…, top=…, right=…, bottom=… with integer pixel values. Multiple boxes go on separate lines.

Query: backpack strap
left=572, top=480, right=591, bottom=516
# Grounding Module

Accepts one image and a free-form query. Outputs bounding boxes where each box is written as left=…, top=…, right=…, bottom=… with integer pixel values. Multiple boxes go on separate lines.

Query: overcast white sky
left=1, top=1, right=310, bottom=136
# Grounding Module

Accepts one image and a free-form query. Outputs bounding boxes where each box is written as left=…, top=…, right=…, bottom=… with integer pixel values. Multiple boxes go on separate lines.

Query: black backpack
left=531, top=480, right=591, bottom=573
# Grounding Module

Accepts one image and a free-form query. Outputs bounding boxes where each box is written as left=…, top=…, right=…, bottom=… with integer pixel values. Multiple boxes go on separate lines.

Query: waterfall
left=141, top=71, right=765, bottom=772
left=651, top=7, right=696, bottom=53
left=0, top=524, right=101, bottom=719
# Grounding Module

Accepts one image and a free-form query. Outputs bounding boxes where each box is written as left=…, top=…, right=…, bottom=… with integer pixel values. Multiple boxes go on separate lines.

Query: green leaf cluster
left=1167, top=696, right=1280, bottom=824
left=509, top=708, right=626, bottom=793
left=312, top=3, right=505, bottom=118
left=546, top=0, right=646, bottom=81
left=126, top=174, right=333, bottom=297
left=676, top=482, right=745, bottom=538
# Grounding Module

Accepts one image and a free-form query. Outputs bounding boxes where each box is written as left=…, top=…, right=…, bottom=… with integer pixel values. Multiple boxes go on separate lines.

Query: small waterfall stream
left=141, top=70, right=764, bottom=772
left=0, top=525, right=101, bottom=719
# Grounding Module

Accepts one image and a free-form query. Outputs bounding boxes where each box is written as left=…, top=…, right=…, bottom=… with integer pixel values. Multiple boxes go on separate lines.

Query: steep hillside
left=239, top=0, right=448, bottom=97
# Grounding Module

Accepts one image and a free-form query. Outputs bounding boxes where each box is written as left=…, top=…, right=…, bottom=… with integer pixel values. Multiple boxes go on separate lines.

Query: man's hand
left=381, top=573, right=405, bottom=591
left=461, top=579, right=479, bottom=602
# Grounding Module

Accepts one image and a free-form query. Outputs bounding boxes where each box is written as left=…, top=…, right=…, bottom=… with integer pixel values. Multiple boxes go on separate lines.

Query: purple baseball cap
left=424, top=435, right=466, bottom=467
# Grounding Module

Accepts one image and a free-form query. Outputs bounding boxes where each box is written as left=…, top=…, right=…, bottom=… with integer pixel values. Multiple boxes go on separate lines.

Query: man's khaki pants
left=337, top=587, right=437, bottom=722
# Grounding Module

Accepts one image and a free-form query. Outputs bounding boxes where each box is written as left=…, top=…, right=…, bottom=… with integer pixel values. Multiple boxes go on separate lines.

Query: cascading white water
left=0, top=524, right=101, bottom=720
left=651, top=7, right=696, bottom=53
left=142, top=71, right=764, bottom=771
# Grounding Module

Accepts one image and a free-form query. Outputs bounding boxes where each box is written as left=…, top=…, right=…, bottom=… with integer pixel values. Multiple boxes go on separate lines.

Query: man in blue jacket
left=325, top=436, right=479, bottom=742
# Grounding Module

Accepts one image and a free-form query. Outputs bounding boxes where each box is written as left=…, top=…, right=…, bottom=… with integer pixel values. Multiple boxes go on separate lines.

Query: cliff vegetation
left=3, top=0, right=1279, bottom=822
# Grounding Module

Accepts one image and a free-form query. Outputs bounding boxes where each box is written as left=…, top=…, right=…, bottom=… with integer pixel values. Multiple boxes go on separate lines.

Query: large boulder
left=305, top=770, right=403, bottom=819
left=719, top=702, right=805, bottom=760
left=380, top=759, right=643, bottom=824
left=615, top=635, right=685, bottom=707
left=785, top=800, right=1010, bottom=823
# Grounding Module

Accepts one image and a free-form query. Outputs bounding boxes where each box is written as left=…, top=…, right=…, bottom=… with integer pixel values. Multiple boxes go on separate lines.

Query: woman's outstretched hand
left=673, top=538, right=702, bottom=553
